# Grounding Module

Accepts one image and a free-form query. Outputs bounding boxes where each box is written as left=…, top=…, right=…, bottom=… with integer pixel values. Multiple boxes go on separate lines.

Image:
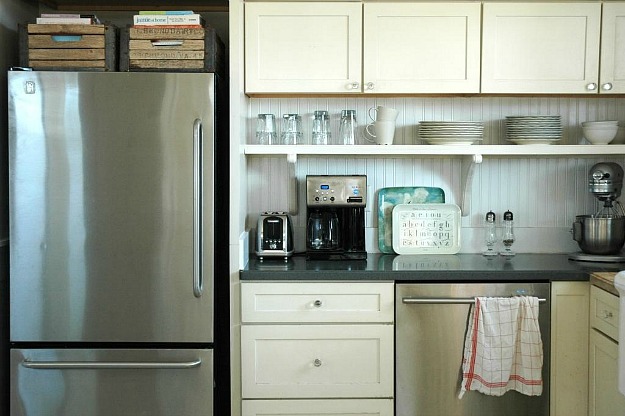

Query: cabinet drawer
left=242, top=398, right=394, bottom=416
left=590, top=285, right=620, bottom=341
left=241, top=324, right=394, bottom=398
left=241, top=282, right=394, bottom=323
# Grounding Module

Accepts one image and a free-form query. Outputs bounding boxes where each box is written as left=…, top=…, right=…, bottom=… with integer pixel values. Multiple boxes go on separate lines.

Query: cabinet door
left=245, top=2, right=362, bottom=94
left=363, top=3, right=480, bottom=93
left=242, top=399, right=394, bottom=416
left=550, top=281, right=589, bottom=416
left=600, top=3, right=625, bottom=94
left=482, top=3, right=601, bottom=93
left=589, top=329, right=625, bottom=416
left=241, top=324, right=394, bottom=399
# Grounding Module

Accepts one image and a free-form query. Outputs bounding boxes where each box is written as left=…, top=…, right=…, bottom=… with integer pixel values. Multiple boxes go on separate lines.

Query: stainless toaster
left=256, top=212, right=294, bottom=259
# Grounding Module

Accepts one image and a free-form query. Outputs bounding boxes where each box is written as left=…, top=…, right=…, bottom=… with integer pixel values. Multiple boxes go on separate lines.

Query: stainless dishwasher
left=396, top=282, right=550, bottom=416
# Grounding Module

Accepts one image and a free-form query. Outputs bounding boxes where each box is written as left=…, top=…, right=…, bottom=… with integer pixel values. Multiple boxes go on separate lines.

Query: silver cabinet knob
left=365, top=82, right=375, bottom=90
left=586, top=83, right=598, bottom=91
left=602, top=82, right=614, bottom=91
left=313, top=358, right=322, bottom=367
left=313, top=299, right=323, bottom=307
left=346, top=82, right=359, bottom=90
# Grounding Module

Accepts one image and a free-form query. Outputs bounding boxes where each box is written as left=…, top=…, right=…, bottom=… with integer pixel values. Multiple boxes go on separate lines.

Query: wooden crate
left=19, top=23, right=118, bottom=71
left=120, top=26, right=225, bottom=74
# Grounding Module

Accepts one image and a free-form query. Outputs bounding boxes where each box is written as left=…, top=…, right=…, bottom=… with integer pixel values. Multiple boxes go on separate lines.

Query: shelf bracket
left=460, top=154, right=482, bottom=217
left=286, top=153, right=297, bottom=164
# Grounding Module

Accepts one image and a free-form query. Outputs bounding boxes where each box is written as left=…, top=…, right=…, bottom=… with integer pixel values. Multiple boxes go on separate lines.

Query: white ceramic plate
left=506, top=138, right=561, bottom=145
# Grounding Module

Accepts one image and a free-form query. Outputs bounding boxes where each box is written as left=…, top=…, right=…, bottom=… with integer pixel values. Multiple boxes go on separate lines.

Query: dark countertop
left=241, top=253, right=625, bottom=282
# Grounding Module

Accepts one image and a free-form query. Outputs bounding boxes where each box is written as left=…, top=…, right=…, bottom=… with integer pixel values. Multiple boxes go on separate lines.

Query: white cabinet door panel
left=589, top=329, right=625, bottom=416
left=241, top=324, right=394, bottom=398
left=364, top=3, right=481, bottom=93
left=242, top=399, right=394, bottom=416
left=600, top=3, right=625, bottom=94
left=245, top=2, right=362, bottom=93
left=482, top=3, right=601, bottom=93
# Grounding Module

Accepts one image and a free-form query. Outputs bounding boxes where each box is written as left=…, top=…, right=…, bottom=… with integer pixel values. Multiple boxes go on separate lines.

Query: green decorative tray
left=377, top=186, right=445, bottom=254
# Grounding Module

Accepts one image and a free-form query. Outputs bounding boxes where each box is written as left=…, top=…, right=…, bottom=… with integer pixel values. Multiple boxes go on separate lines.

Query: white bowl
left=583, top=125, right=618, bottom=144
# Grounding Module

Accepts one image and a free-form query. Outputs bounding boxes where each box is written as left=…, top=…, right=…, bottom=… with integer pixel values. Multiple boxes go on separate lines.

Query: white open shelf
left=244, top=144, right=625, bottom=158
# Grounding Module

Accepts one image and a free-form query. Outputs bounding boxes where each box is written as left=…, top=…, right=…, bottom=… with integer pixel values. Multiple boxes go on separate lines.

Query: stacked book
left=36, top=13, right=101, bottom=25
left=132, top=10, right=204, bottom=28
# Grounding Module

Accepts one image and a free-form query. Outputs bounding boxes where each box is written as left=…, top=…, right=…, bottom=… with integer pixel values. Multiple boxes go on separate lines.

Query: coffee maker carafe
left=306, top=175, right=367, bottom=260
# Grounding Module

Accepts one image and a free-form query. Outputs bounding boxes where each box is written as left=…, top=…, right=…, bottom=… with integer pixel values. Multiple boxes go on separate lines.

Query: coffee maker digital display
left=306, top=175, right=367, bottom=260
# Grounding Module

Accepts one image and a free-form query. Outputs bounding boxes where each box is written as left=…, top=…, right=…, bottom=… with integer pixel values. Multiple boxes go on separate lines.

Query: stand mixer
left=570, top=162, right=625, bottom=262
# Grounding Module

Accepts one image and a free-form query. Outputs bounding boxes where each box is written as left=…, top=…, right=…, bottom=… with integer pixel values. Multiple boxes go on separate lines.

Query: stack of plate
left=418, top=121, right=484, bottom=145
left=505, top=115, right=562, bottom=145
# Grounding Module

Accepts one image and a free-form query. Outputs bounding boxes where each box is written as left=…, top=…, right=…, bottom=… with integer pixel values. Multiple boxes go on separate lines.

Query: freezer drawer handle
left=21, top=358, right=202, bottom=370
left=402, top=297, right=547, bottom=304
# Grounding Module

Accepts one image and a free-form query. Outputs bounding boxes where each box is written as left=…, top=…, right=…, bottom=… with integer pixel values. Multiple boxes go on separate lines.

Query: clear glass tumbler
left=281, top=114, right=303, bottom=145
left=339, top=110, right=358, bottom=145
left=255, top=113, right=277, bottom=145
left=312, top=110, right=331, bottom=145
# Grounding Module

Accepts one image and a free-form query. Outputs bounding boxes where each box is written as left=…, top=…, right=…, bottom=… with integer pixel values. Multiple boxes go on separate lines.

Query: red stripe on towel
left=464, top=298, right=481, bottom=391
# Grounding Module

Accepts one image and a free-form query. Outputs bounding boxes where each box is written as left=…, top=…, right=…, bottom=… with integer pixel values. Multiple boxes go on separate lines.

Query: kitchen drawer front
left=241, top=324, right=394, bottom=398
left=590, top=285, right=619, bottom=341
left=241, top=282, right=394, bottom=323
left=242, top=398, right=394, bottom=416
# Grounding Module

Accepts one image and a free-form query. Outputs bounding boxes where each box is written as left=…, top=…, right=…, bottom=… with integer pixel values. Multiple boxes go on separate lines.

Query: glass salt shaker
left=312, top=110, right=331, bottom=145
left=482, top=210, right=498, bottom=257
left=500, top=210, right=515, bottom=257
left=339, top=110, right=358, bottom=145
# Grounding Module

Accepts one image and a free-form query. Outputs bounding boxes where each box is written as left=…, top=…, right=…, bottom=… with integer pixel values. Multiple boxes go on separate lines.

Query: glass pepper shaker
left=500, top=210, right=515, bottom=257
left=482, top=210, right=498, bottom=257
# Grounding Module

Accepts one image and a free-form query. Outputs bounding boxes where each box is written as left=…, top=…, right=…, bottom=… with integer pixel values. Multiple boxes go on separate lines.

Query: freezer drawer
left=10, top=348, right=213, bottom=416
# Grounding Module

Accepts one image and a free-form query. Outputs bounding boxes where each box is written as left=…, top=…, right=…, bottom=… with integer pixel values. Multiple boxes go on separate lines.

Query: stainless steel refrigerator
left=8, top=71, right=228, bottom=415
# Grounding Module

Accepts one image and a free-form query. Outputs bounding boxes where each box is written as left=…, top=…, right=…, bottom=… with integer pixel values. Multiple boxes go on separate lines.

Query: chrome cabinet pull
left=586, top=83, right=598, bottom=91
left=602, top=310, right=614, bottom=319
left=22, top=359, right=202, bottom=370
left=602, top=82, right=614, bottom=91
left=402, top=297, right=547, bottom=304
left=365, top=82, right=375, bottom=90
left=313, top=358, right=322, bottom=367
left=346, top=82, right=359, bottom=90
left=313, top=299, right=323, bottom=307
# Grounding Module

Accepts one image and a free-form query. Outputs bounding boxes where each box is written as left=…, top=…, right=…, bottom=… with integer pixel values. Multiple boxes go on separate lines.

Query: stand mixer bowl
left=573, top=215, right=625, bottom=255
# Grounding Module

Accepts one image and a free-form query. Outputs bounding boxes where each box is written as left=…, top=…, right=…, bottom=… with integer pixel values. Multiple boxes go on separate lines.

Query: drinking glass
left=312, top=110, right=331, bottom=145
left=281, top=114, right=303, bottom=145
left=339, top=110, right=358, bottom=145
left=255, top=113, right=277, bottom=145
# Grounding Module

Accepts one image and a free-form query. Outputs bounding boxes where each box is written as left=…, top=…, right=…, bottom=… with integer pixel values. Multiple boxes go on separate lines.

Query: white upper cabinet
left=363, top=3, right=481, bottom=94
left=482, top=3, right=601, bottom=94
left=244, top=2, right=362, bottom=94
left=600, top=3, right=625, bottom=94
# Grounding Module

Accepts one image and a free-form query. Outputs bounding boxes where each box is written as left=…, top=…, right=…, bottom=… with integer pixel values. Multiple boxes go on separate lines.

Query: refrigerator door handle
left=21, top=358, right=202, bottom=370
left=193, top=118, right=204, bottom=298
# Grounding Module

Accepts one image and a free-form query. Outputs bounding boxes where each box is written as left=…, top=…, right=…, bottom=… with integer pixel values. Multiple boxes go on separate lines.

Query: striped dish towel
left=458, top=296, right=543, bottom=398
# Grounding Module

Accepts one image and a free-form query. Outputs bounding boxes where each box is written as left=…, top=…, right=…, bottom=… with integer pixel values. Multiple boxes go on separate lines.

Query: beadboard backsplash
left=246, top=96, right=625, bottom=253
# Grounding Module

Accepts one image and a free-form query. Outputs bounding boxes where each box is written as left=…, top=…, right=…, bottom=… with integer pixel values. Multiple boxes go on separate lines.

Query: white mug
left=368, top=106, right=399, bottom=122
left=365, top=121, right=396, bottom=145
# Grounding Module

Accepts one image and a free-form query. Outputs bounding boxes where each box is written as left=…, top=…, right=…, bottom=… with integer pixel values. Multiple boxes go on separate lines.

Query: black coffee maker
left=306, top=175, right=367, bottom=260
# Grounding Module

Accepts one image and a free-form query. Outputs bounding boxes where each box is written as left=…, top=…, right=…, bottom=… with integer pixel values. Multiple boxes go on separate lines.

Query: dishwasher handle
left=402, top=296, right=547, bottom=305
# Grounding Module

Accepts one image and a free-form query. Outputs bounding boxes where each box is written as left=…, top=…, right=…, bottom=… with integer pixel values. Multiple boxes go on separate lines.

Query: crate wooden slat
left=19, top=23, right=118, bottom=71
left=120, top=25, right=225, bottom=74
